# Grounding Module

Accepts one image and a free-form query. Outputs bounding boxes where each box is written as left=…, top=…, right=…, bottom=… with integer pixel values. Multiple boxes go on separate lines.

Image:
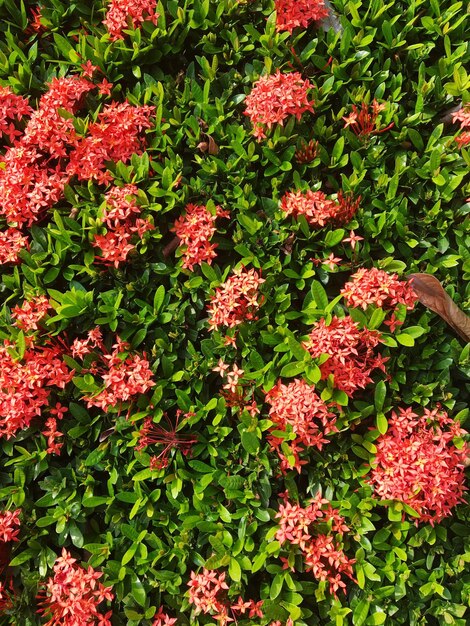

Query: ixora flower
left=207, top=267, right=265, bottom=331
left=369, top=406, right=468, bottom=525
left=303, top=316, right=386, bottom=397
left=274, top=0, right=329, bottom=33
left=172, top=203, right=230, bottom=270
left=0, top=509, right=21, bottom=543
left=342, top=99, right=394, bottom=138
left=280, top=189, right=360, bottom=228
left=452, top=105, right=470, bottom=148
left=37, top=549, right=114, bottom=626
left=11, top=295, right=50, bottom=332
left=244, top=71, right=315, bottom=139
left=103, top=0, right=160, bottom=41
left=341, top=267, right=416, bottom=311
left=152, top=607, right=177, bottom=626
left=265, top=378, right=338, bottom=473
left=275, top=494, right=355, bottom=596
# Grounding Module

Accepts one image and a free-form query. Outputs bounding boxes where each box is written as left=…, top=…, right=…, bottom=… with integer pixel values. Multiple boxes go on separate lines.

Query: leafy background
left=0, top=0, right=469, bottom=624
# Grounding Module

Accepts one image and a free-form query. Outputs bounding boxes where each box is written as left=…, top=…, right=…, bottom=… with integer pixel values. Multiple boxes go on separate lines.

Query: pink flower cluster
left=37, top=549, right=114, bottom=626
left=303, top=316, right=386, bottom=397
left=274, top=0, right=329, bottom=33
left=276, top=494, right=355, bottom=596
left=0, top=228, right=29, bottom=264
left=172, top=203, right=230, bottom=270
left=0, top=509, right=21, bottom=543
left=0, top=75, right=153, bottom=254
left=369, top=406, right=468, bottom=525
left=93, top=184, right=154, bottom=267
left=280, top=189, right=360, bottom=228
left=103, top=0, right=159, bottom=41
left=244, top=71, right=314, bottom=140
left=207, top=267, right=265, bottom=331
left=343, top=99, right=394, bottom=138
left=42, top=417, right=64, bottom=455
left=187, top=568, right=263, bottom=625
left=0, top=86, right=32, bottom=143
left=152, top=607, right=177, bottom=626
left=11, top=295, right=50, bottom=332
left=265, top=378, right=338, bottom=473
left=341, top=267, right=416, bottom=311
left=72, top=332, right=155, bottom=412
left=67, top=101, right=154, bottom=185
left=452, top=105, right=470, bottom=148
left=0, top=339, right=72, bottom=439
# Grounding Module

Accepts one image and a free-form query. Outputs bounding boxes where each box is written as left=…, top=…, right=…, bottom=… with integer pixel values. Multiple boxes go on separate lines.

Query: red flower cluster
left=37, top=548, right=114, bottom=626
left=72, top=335, right=155, bottom=412
left=369, top=406, right=468, bottom=525
left=103, top=0, right=160, bottom=41
left=343, top=99, right=394, bottom=138
left=244, top=71, right=314, bottom=140
left=136, top=411, right=197, bottom=470
left=67, top=101, right=155, bottom=185
left=274, top=0, right=329, bottom=33
left=303, top=316, right=386, bottom=397
left=0, top=228, right=29, bottom=264
left=280, top=189, right=360, bottom=228
left=0, top=75, right=154, bottom=242
left=152, top=607, right=177, bottom=626
left=0, top=340, right=72, bottom=438
left=93, top=184, right=153, bottom=267
left=265, top=378, right=338, bottom=473
left=0, top=86, right=32, bottom=143
left=0, top=509, right=21, bottom=543
left=172, top=203, right=230, bottom=270
left=275, top=494, right=355, bottom=596
left=187, top=568, right=263, bottom=625
left=11, top=295, right=50, bottom=332
left=452, top=105, right=470, bottom=148
left=42, top=417, right=64, bottom=455
left=0, top=76, right=94, bottom=227
left=341, top=267, right=416, bottom=311
left=207, top=267, right=265, bottom=331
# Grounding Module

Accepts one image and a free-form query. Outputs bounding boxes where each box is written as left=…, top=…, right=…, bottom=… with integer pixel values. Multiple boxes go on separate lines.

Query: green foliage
left=0, top=0, right=468, bottom=625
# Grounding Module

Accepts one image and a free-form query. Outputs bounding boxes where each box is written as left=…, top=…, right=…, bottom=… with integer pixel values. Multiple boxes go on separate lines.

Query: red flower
left=303, top=316, right=386, bottom=397
left=452, top=105, right=470, bottom=148
left=274, top=0, right=329, bottom=33
left=136, top=411, right=197, bottom=470
left=280, top=189, right=360, bottom=228
left=103, top=0, right=160, bottom=41
left=207, top=267, right=265, bottom=331
left=343, top=99, right=394, bottom=138
left=369, top=406, right=468, bottom=525
left=0, top=509, right=21, bottom=543
left=265, top=378, right=337, bottom=472
left=0, top=86, right=32, bottom=143
left=37, top=549, right=114, bottom=625
left=152, top=607, right=177, bottom=626
left=11, top=295, right=50, bottom=332
left=341, top=267, right=417, bottom=311
left=0, top=228, right=29, bottom=264
left=244, top=71, right=315, bottom=139
left=275, top=495, right=355, bottom=596
left=172, top=203, right=229, bottom=270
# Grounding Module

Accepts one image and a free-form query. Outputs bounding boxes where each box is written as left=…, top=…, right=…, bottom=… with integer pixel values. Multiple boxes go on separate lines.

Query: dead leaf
left=207, top=135, right=219, bottom=155
left=407, top=273, right=470, bottom=342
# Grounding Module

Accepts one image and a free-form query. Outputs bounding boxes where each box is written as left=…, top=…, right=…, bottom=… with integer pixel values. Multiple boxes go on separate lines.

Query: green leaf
left=353, top=599, right=370, bottom=626
left=241, top=430, right=259, bottom=455
left=229, top=557, right=242, bottom=582
left=376, top=412, right=388, bottom=435
left=396, top=333, right=415, bottom=346
left=280, top=361, right=305, bottom=378
left=374, top=381, right=386, bottom=412
left=310, top=281, right=328, bottom=309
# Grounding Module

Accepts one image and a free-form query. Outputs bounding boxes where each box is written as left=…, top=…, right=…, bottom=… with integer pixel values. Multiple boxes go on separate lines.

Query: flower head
left=274, top=0, right=329, bottom=33
left=103, top=0, right=160, bottom=41
left=244, top=71, right=315, bottom=139
left=303, top=316, right=386, bottom=396
left=0, top=509, right=21, bottom=543
left=341, top=267, right=417, bottom=311
left=369, top=406, right=468, bottom=524
left=207, top=267, right=264, bottom=331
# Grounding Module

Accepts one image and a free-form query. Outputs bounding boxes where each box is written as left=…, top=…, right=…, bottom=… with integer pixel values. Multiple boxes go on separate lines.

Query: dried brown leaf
left=407, top=273, right=470, bottom=342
